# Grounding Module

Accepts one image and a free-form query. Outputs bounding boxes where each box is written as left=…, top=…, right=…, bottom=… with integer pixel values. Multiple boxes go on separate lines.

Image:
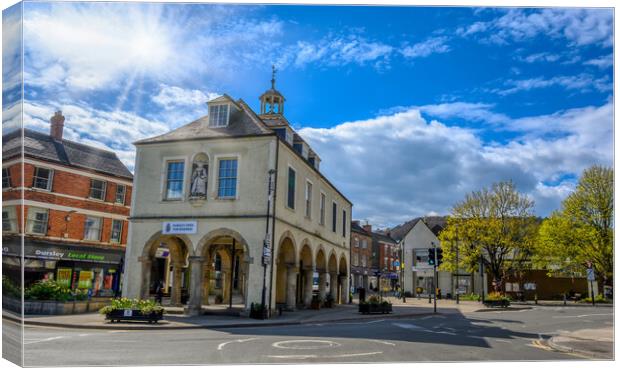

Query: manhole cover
left=272, top=340, right=341, bottom=350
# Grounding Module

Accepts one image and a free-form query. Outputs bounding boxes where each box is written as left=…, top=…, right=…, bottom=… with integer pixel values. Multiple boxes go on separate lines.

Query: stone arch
left=327, top=250, right=338, bottom=274
left=139, top=231, right=194, bottom=306
left=299, top=239, right=313, bottom=270
left=315, top=246, right=327, bottom=272
left=339, top=253, right=348, bottom=275
left=192, top=228, right=251, bottom=309
left=275, top=232, right=299, bottom=308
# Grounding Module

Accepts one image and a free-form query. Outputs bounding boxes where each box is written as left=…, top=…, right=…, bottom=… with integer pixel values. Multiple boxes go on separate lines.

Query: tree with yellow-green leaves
left=439, top=181, right=539, bottom=293
left=533, top=165, right=613, bottom=291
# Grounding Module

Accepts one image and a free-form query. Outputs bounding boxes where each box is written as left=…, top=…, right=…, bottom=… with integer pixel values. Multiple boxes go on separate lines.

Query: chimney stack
left=363, top=224, right=372, bottom=233
left=50, top=111, right=65, bottom=141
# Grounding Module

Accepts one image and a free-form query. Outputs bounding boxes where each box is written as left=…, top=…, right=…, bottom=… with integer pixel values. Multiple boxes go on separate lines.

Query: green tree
left=439, top=181, right=539, bottom=293
left=534, top=165, right=613, bottom=289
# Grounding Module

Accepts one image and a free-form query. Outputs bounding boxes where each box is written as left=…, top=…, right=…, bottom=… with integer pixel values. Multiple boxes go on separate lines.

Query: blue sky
left=2, top=2, right=614, bottom=227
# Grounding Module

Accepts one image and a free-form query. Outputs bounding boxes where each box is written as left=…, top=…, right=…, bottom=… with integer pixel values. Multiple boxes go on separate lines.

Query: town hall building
left=122, top=72, right=352, bottom=316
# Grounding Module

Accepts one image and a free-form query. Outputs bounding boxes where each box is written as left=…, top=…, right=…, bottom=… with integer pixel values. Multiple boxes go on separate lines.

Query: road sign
left=393, top=260, right=400, bottom=268
left=587, top=268, right=596, bottom=281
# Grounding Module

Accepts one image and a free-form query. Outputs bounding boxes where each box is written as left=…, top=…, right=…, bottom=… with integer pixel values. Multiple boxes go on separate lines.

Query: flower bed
left=100, top=298, right=164, bottom=323
left=358, top=295, right=392, bottom=314
left=482, top=292, right=511, bottom=308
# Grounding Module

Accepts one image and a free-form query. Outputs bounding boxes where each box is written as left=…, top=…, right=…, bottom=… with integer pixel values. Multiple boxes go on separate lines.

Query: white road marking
left=78, top=333, right=90, bottom=337
left=267, top=351, right=383, bottom=359
left=492, top=338, right=512, bottom=344
left=272, top=340, right=341, bottom=350
left=553, top=313, right=612, bottom=319
left=23, top=336, right=64, bottom=345
left=392, top=323, right=424, bottom=330
left=366, top=319, right=385, bottom=324
left=217, top=337, right=258, bottom=351
left=371, top=340, right=396, bottom=346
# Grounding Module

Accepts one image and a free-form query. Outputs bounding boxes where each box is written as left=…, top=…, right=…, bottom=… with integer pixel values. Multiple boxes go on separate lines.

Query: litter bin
left=359, top=288, right=366, bottom=303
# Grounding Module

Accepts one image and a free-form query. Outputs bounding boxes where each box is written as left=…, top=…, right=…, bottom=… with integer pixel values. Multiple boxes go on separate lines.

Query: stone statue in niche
left=190, top=161, right=208, bottom=198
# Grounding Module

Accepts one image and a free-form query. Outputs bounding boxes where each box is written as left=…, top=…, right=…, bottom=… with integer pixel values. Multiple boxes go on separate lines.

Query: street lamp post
left=401, top=240, right=406, bottom=303
left=431, top=241, right=437, bottom=314
left=261, top=169, right=276, bottom=318
left=455, top=222, right=459, bottom=305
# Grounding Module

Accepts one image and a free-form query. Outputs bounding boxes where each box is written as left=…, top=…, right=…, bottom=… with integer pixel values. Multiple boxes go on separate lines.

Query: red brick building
left=367, top=226, right=400, bottom=292
left=350, top=221, right=373, bottom=291
left=2, top=111, right=133, bottom=296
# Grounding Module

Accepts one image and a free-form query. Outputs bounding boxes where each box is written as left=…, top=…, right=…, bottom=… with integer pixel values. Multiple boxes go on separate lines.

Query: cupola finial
left=271, top=64, right=277, bottom=89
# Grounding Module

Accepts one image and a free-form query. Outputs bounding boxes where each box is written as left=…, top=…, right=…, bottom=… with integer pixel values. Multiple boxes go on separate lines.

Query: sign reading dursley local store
left=162, top=221, right=197, bottom=235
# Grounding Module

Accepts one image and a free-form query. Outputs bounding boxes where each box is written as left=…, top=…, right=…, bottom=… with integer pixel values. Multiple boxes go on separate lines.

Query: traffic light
left=427, top=248, right=436, bottom=266
left=436, top=248, right=443, bottom=267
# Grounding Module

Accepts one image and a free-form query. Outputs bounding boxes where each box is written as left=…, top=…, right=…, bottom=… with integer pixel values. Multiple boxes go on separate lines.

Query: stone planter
left=483, top=299, right=510, bottom=308
left=358, top=303, right=392, bottom=314
left=3, top=296, right=113, bottom=315
left=105, top=309, right=163, bottom=323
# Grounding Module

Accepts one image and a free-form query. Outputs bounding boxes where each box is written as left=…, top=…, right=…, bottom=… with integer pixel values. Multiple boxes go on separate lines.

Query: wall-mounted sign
left=162, top=221, right=197, bottom=235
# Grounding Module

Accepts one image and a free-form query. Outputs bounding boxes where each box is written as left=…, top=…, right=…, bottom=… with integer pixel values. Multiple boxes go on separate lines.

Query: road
left=4, top=305, right=613, bottom=366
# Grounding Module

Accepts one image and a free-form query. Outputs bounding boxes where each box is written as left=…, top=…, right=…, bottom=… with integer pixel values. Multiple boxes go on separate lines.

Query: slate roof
left=390, top=216, right=447, bottom=241
left=371, top=231, right=397, bottom=244
left=351, top=221, right=368, bottom=234
left=2, top=129, right=133, bottom=180
left=135, top=95, right=274, bottom=145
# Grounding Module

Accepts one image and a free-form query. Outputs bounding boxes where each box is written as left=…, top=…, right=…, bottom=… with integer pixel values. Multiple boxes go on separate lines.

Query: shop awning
left=2, top=238, right=125, bottom=265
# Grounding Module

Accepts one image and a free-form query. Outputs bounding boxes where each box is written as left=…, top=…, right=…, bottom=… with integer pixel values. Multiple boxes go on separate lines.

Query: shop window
left=2, top=167, right=11, bottom=188
left=110, top=219, right=123, bottom=243
left=84, top=216, right=102, bottom=241
left=217, top=158, right=238, bottom=198
left=115, top=184, right=126, bottom=204
left=164, top=161, right=185, bottom=200
left=89, top=179, right=107, bottom=200
left=2, top=206, right=17, bottom=232
left=33, top=167, right=53, bottom=190
left=27, top=207, right=48, bottom=235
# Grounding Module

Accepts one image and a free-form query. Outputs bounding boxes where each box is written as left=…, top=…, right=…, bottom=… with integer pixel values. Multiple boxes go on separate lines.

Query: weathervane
left=271, top=64, right=277, bottom=89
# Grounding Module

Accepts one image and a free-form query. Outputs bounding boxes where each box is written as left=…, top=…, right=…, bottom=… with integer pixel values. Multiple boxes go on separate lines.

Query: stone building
left=350, top=221, right=373, bottom=291
left=122, top=75, right=352, bottom=315
left=2, top=112, right=133, bottom=296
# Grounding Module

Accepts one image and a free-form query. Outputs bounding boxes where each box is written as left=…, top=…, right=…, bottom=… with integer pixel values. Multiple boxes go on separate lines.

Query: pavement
left=545, top=327, right=614, bottom=359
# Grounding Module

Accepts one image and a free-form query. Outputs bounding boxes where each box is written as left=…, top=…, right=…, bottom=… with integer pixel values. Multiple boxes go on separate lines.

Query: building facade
left=392, top=216, right=489, bottom=298
left=122, top=78, right=352, bottom=315
left=350, top=221, right=373, bottom=291
left=2, top=112, right=133, bottom=296
left=369, top=228, right=400, bottom=292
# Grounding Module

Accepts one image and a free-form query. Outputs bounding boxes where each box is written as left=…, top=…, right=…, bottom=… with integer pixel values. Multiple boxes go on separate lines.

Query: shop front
left=2, top=238, right=125, bottom=297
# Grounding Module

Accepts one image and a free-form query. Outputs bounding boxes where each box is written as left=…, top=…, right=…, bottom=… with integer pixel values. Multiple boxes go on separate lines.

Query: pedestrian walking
left=155, top=281, right=164, bottom=304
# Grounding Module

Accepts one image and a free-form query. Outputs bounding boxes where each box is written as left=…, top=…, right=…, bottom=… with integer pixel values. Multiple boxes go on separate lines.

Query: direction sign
left=393, top=260, right=400, bottom=268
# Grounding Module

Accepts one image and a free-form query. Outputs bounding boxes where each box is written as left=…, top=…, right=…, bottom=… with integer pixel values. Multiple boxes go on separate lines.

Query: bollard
left=534, top=293, right=538, bottom=305
left=563, top=293, right=567, bottom=306
left=428, top=293, right=432, bottom=304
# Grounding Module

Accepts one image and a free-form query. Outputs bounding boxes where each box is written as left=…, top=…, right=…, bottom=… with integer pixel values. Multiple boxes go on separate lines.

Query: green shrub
left=99, top=298, right=164, bottom=315
left=24, top=280, right=73, bottom=301
left=580, top=294, right=610, bottom=304
left=2, top=276, right=21, bottom=298
left=459, top=293, right=480, bottom=301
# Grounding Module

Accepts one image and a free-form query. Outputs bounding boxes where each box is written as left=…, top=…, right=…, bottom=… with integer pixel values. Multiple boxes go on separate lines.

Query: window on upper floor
left=319, top=193, right=326, bottom=225
left=332, top=202, right=337, bottom=233
left=209, top=104, right=229, bottom=127
left=84, top=216, right=102, bottom=241
left=26, top=207, right=48, bottom=235
left=115, top=184, right=126, bottom=204
left=304, top=181, right=312, bottom=219
left=354, top=237, right=359, bottom=248
left=165, top=161, right=185, bottom=200
left=352, top=253, right=359, bottom=267
left=110, top=219, right=123, bottom=243
left=2, top=168, right=11, bottom=188
left=33, top=167, right=53, bottom=190
left=90, top=179, right=107, bottom=200
left=2, top=206, right=17, bottom=232
left=362, top=239, right=367, bottom=249
left=287, top=167, right=296, bottom=209
left=217, top=158, right=238, bottom=198
left=342, top=209, right=346, bottom=237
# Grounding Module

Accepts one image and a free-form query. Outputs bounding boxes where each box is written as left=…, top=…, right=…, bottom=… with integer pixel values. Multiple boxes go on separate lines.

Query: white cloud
left=521, top=52, right=561, bottom=63
left=416, top=102, right=509, bottom=125
left=23, top=100, right=170, bottom=171
left=584, top=54, right=613, bottom=69
left=152, top=84, right=220, bottom=110
left=493, top=74, right=612, bottom=96
left=458, top=8, right=613, bottom=48
left=298, top=102, right=612, bottom=226
left=291, top=35, right=393, bottom=68
left=401, top=37, right=451, bottom=59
